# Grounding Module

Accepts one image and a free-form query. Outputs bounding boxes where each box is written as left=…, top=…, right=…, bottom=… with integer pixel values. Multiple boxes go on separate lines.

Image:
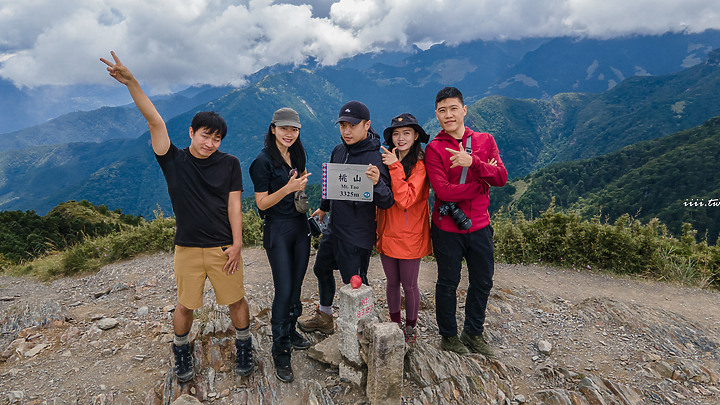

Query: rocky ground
left=1, top=248, right=719, bottom=404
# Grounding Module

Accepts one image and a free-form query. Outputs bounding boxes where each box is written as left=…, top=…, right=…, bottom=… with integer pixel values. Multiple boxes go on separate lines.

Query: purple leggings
left=380, top=254, right=421, bottom=324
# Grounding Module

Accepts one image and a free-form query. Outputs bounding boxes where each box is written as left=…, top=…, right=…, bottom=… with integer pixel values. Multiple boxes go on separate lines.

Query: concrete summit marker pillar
left=337, top=283, right=374, bottom=366
left=366, top=322, right=405, bottom=405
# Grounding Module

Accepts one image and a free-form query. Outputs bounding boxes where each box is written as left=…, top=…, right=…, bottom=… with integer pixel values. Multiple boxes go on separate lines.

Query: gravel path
left=1, top=248, right=719, bottom=404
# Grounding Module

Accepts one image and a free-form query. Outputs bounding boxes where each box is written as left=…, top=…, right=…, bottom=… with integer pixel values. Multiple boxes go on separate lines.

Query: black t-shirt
left=249, top=148, right=303, bottom=219
left=156, top=143, right=243, bottom=247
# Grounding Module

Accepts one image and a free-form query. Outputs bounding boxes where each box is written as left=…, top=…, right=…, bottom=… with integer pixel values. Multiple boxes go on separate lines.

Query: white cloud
left=563, top=0, right=720, bottom=38
left=1, top=0, right=719, bottom=90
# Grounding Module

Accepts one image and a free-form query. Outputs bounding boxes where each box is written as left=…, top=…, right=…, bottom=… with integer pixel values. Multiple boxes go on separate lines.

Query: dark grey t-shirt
left=156, top=143, right=243, bottom=247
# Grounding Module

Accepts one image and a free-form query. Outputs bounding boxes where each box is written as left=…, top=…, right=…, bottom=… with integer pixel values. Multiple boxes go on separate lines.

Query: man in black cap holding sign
left=298, top=100, right=394, bottom=334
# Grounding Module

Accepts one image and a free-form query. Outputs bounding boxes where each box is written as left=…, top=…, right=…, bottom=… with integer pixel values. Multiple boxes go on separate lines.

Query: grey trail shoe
left=460, top=330, right=495, bottom=357
left=297, top=306, right=334, bottom=334
left=440, top=335, right=470, bottom=355
left=172, top=343, right=194, bottom=383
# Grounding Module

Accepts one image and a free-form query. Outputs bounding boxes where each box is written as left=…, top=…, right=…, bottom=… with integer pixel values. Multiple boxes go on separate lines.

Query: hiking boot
left=404, top=325, right=416, bottom=344
left=440, top=335, right=470, bottom=355
left=297, top=306, right=334, bottom=334
left=460, top=330, right=495, bottom=357
left=290, top=329, right=311, bottom=350
left=273, top=350, right=294, bottom=383
left=235, top=338, right=255, bottom=376
left=172, top=343, right=194, bottom=383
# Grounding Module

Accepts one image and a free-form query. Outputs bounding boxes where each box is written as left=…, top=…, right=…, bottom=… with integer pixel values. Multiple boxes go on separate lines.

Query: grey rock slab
left=307, top=334, right=342, bottom=367
left=97, top=318, right=119, bottom=330
left=172, top=394, right=202, bottom=405
left=537, top=339, right=552, bottom=355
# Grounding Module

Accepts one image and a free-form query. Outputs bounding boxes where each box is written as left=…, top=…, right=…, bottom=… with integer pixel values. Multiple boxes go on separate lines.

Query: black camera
left=308, top=215, right=329, bottom=237
left=438, top=202, right=472, bottom=230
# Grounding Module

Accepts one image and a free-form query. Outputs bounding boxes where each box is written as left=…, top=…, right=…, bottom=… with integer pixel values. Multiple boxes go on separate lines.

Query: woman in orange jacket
left=376, top=113, right=432, bottom=343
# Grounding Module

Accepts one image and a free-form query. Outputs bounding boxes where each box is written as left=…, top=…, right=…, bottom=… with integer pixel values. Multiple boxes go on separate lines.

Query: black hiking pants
left=263, top=215, right=310, bottom=354
left=432, top=224, right=495, bottom=337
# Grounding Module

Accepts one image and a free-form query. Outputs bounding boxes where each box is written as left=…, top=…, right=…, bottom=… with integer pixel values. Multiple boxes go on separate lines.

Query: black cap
left=383, top=113, right=429, bottom=145
left=336, top=100, right=370, bottom=125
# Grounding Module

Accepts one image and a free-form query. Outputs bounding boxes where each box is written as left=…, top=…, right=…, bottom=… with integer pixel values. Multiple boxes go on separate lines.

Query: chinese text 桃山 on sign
left=322, top=163, right=374, bottom=202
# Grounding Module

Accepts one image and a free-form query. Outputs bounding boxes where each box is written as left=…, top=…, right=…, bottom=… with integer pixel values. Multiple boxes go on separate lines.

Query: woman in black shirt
left=249, top=107, right=311, bottom=383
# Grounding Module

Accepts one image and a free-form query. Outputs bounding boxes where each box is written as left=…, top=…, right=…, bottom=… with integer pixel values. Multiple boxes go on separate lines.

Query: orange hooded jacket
left=376, top=160, right=432, bottom=259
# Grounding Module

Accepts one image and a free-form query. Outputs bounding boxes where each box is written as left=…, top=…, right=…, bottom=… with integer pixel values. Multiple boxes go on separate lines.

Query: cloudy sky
left=1, top=0, right=720, bottom=92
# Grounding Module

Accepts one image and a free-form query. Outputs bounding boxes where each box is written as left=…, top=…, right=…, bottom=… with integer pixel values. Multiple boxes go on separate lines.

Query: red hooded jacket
left=425, top=127, right=507, bottom=233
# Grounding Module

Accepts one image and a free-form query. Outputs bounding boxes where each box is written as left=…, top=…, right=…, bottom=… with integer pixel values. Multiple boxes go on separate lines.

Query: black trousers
left=432, top=224, right=495, bottom=337
left=263, top=215, right=310, bottom=354
left=312, top=231, right=371, bottom=307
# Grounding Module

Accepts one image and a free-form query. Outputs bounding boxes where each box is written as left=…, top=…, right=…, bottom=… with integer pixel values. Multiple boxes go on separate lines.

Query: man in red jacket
left=425, top=87, right=508, bottom=356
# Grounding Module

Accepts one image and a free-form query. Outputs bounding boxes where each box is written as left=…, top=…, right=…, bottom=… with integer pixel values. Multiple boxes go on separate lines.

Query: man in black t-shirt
left=101, top=51, right=254, bottom=382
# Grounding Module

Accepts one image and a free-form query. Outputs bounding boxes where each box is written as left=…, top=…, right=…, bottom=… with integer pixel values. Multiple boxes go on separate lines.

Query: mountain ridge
left=1, top=39, right=720, bottom=233
left=495, top=114, right=720, bottom=242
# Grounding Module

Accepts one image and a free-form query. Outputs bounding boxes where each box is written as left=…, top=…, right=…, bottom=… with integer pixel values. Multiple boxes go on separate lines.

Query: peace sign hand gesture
left=445, top=147, right=473, bottom=169
left=100, top=51, right=135, bottom=85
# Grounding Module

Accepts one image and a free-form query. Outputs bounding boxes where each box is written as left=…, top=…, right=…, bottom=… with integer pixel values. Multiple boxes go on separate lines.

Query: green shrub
left=7, top=200, right=719, bottom=290
left=6, top=206, right=267, bottom=279
left=242, top=209, right=263, bottom=247
left=494, top=204, right=719, bottom=288
left=49, top=214, right=175, bottom=277
left=0, top=201, right=144, bottom=264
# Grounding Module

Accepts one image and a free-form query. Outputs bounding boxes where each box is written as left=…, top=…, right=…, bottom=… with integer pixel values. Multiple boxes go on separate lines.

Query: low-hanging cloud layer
left=1, top=0, right=719, bottom=91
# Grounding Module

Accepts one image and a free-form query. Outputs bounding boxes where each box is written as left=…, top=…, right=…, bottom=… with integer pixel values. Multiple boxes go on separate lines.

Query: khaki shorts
left=173, top=245, right=245, bottom=310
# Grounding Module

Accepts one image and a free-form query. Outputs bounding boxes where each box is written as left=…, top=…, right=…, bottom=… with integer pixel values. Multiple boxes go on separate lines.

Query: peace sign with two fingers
left=100, top=51, right=135, bottom=85
left=445, top=147, right=500, bottom=168
left=445, top=147, right=473, bottom=169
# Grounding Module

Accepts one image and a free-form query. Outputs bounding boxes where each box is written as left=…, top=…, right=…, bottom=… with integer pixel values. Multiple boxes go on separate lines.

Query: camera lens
left=439, top=202, right=472, bottom=230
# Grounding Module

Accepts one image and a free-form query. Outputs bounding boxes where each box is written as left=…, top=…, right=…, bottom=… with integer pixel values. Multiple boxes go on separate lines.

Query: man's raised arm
left=100, top=51, right=170, bottom=156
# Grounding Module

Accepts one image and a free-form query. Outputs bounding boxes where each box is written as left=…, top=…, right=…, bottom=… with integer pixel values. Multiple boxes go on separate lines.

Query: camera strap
left=458, top=135, right=472, bottom=184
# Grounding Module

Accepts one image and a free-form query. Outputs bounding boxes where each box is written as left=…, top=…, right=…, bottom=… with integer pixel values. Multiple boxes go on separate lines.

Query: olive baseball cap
left=271, top=107, right=301, bottom=128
